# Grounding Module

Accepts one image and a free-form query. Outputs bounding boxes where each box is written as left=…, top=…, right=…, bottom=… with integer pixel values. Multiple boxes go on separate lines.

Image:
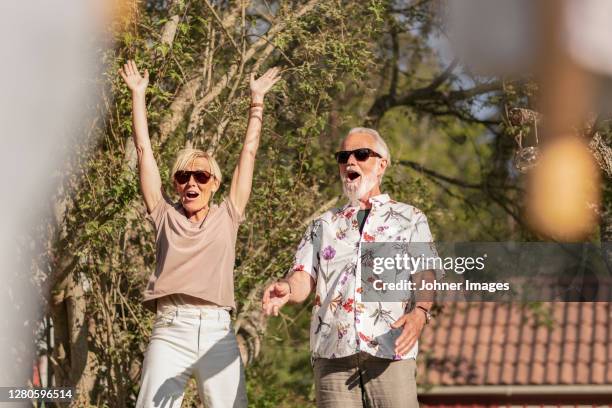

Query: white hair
left=345, top=127, right=391, bottom=166
left=343, top=127, right=391, bottom=184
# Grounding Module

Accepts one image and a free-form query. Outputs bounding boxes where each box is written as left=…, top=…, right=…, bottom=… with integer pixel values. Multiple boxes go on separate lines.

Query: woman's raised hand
left=249, top=67, right=281, bottom=100
left=119, top=60, right=149, bottom=95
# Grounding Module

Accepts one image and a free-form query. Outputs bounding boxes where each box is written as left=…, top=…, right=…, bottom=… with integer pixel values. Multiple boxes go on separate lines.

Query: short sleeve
left=147, top=196, right=172, bottom=231
left=222, top=196, right=246, bottom=227
left=412, top=213, right=445, bottom=281
left=289, top=220, right=323, bottom=281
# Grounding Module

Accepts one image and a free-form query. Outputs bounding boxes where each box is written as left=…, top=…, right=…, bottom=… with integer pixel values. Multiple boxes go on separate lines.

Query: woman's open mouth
left=185, top=191, right=200, bottom=200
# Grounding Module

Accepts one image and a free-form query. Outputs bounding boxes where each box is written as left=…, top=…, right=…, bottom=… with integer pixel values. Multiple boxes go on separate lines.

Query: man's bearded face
left=341, top=166, right=378, bottom=204
left=338, top=132, right=386, bottom=204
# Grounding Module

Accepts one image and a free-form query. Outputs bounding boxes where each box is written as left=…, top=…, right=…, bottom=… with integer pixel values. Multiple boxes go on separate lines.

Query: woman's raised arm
left=119, top=60, right=163, bottom=213
left=229, top=67, right=281, bottom=215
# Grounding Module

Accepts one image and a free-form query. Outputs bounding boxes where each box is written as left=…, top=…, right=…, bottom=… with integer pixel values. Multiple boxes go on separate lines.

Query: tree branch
left=203, top=0, right=241, bottom=55
left=398, top=160, right=526, bottom=227
left=398, top=159, right=483, bottom=189
left=365, top=75, right=502, bottom=127
left=389, top=26, right=399, bottom=100
left=124, top=3, right=246, bottom=170
left=185, top=0, right=321, bottom=140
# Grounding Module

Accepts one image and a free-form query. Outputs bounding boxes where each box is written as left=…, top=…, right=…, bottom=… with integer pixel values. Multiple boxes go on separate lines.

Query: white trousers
left=136, top=306, right=247, bottom=408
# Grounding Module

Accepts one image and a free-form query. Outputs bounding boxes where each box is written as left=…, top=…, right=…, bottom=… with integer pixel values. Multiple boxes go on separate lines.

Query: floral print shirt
left=291, top=194, right=440, bottom=361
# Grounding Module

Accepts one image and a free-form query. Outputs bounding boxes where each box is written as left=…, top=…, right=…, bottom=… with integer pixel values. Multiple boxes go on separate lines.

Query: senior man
left=262, top=128, right=439, bottom=407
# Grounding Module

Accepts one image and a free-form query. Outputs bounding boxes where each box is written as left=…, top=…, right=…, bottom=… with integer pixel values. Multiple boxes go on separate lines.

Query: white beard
left=342, top=170, right=379, bottom=205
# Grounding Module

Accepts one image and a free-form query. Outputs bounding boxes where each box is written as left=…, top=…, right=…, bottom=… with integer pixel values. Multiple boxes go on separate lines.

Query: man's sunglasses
left=334, top=148, right=382, bottom=164
left=174, top=170, right=213, bottom=185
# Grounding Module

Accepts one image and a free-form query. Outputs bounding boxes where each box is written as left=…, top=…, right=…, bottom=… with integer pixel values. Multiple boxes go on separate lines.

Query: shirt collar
left=342, top=193, right=391, bottom=210
left=368, top=193, right=390, bottom=207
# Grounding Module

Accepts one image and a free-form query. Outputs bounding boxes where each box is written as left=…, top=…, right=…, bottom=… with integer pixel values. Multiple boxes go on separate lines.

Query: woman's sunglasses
left=174, top=170, right=213, bottom=185
left=334, top=148, right=382, bottom=164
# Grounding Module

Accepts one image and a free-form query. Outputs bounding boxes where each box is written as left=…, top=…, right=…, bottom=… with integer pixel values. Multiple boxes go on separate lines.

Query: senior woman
left=119, top=60, right=280, bottom=408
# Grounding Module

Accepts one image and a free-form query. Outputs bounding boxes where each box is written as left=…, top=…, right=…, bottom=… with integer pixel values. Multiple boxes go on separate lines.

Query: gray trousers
left=313, top=352, right=419, bottom=408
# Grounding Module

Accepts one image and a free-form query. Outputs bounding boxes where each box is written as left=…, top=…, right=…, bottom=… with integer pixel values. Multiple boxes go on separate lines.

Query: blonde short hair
left=171, top=148, right=222, bottom=185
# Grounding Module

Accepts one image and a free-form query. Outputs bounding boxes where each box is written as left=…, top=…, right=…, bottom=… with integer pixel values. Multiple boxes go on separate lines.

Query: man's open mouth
left=346, top=170, right=361, bottom=181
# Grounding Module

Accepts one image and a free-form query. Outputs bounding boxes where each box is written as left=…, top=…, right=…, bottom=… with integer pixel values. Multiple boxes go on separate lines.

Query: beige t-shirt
left=142, top=196, right=244, bottom=312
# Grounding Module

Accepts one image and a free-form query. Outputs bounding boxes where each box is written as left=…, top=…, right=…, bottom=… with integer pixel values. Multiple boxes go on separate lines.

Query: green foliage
left=248, top=304, right=315, bottom=407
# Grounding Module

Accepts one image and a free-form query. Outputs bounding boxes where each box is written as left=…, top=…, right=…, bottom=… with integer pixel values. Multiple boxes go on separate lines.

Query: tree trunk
left=601, top=181, right=612, bottom=275
left=50, top=275, right=96, bottom=406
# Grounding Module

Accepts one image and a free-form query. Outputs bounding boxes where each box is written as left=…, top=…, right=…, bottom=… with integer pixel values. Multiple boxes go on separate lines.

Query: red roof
left=418, top=302, right=612, bottom=386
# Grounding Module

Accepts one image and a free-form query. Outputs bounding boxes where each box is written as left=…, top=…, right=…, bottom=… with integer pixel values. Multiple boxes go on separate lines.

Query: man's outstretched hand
left=262, top=281, right=291, bottom=316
